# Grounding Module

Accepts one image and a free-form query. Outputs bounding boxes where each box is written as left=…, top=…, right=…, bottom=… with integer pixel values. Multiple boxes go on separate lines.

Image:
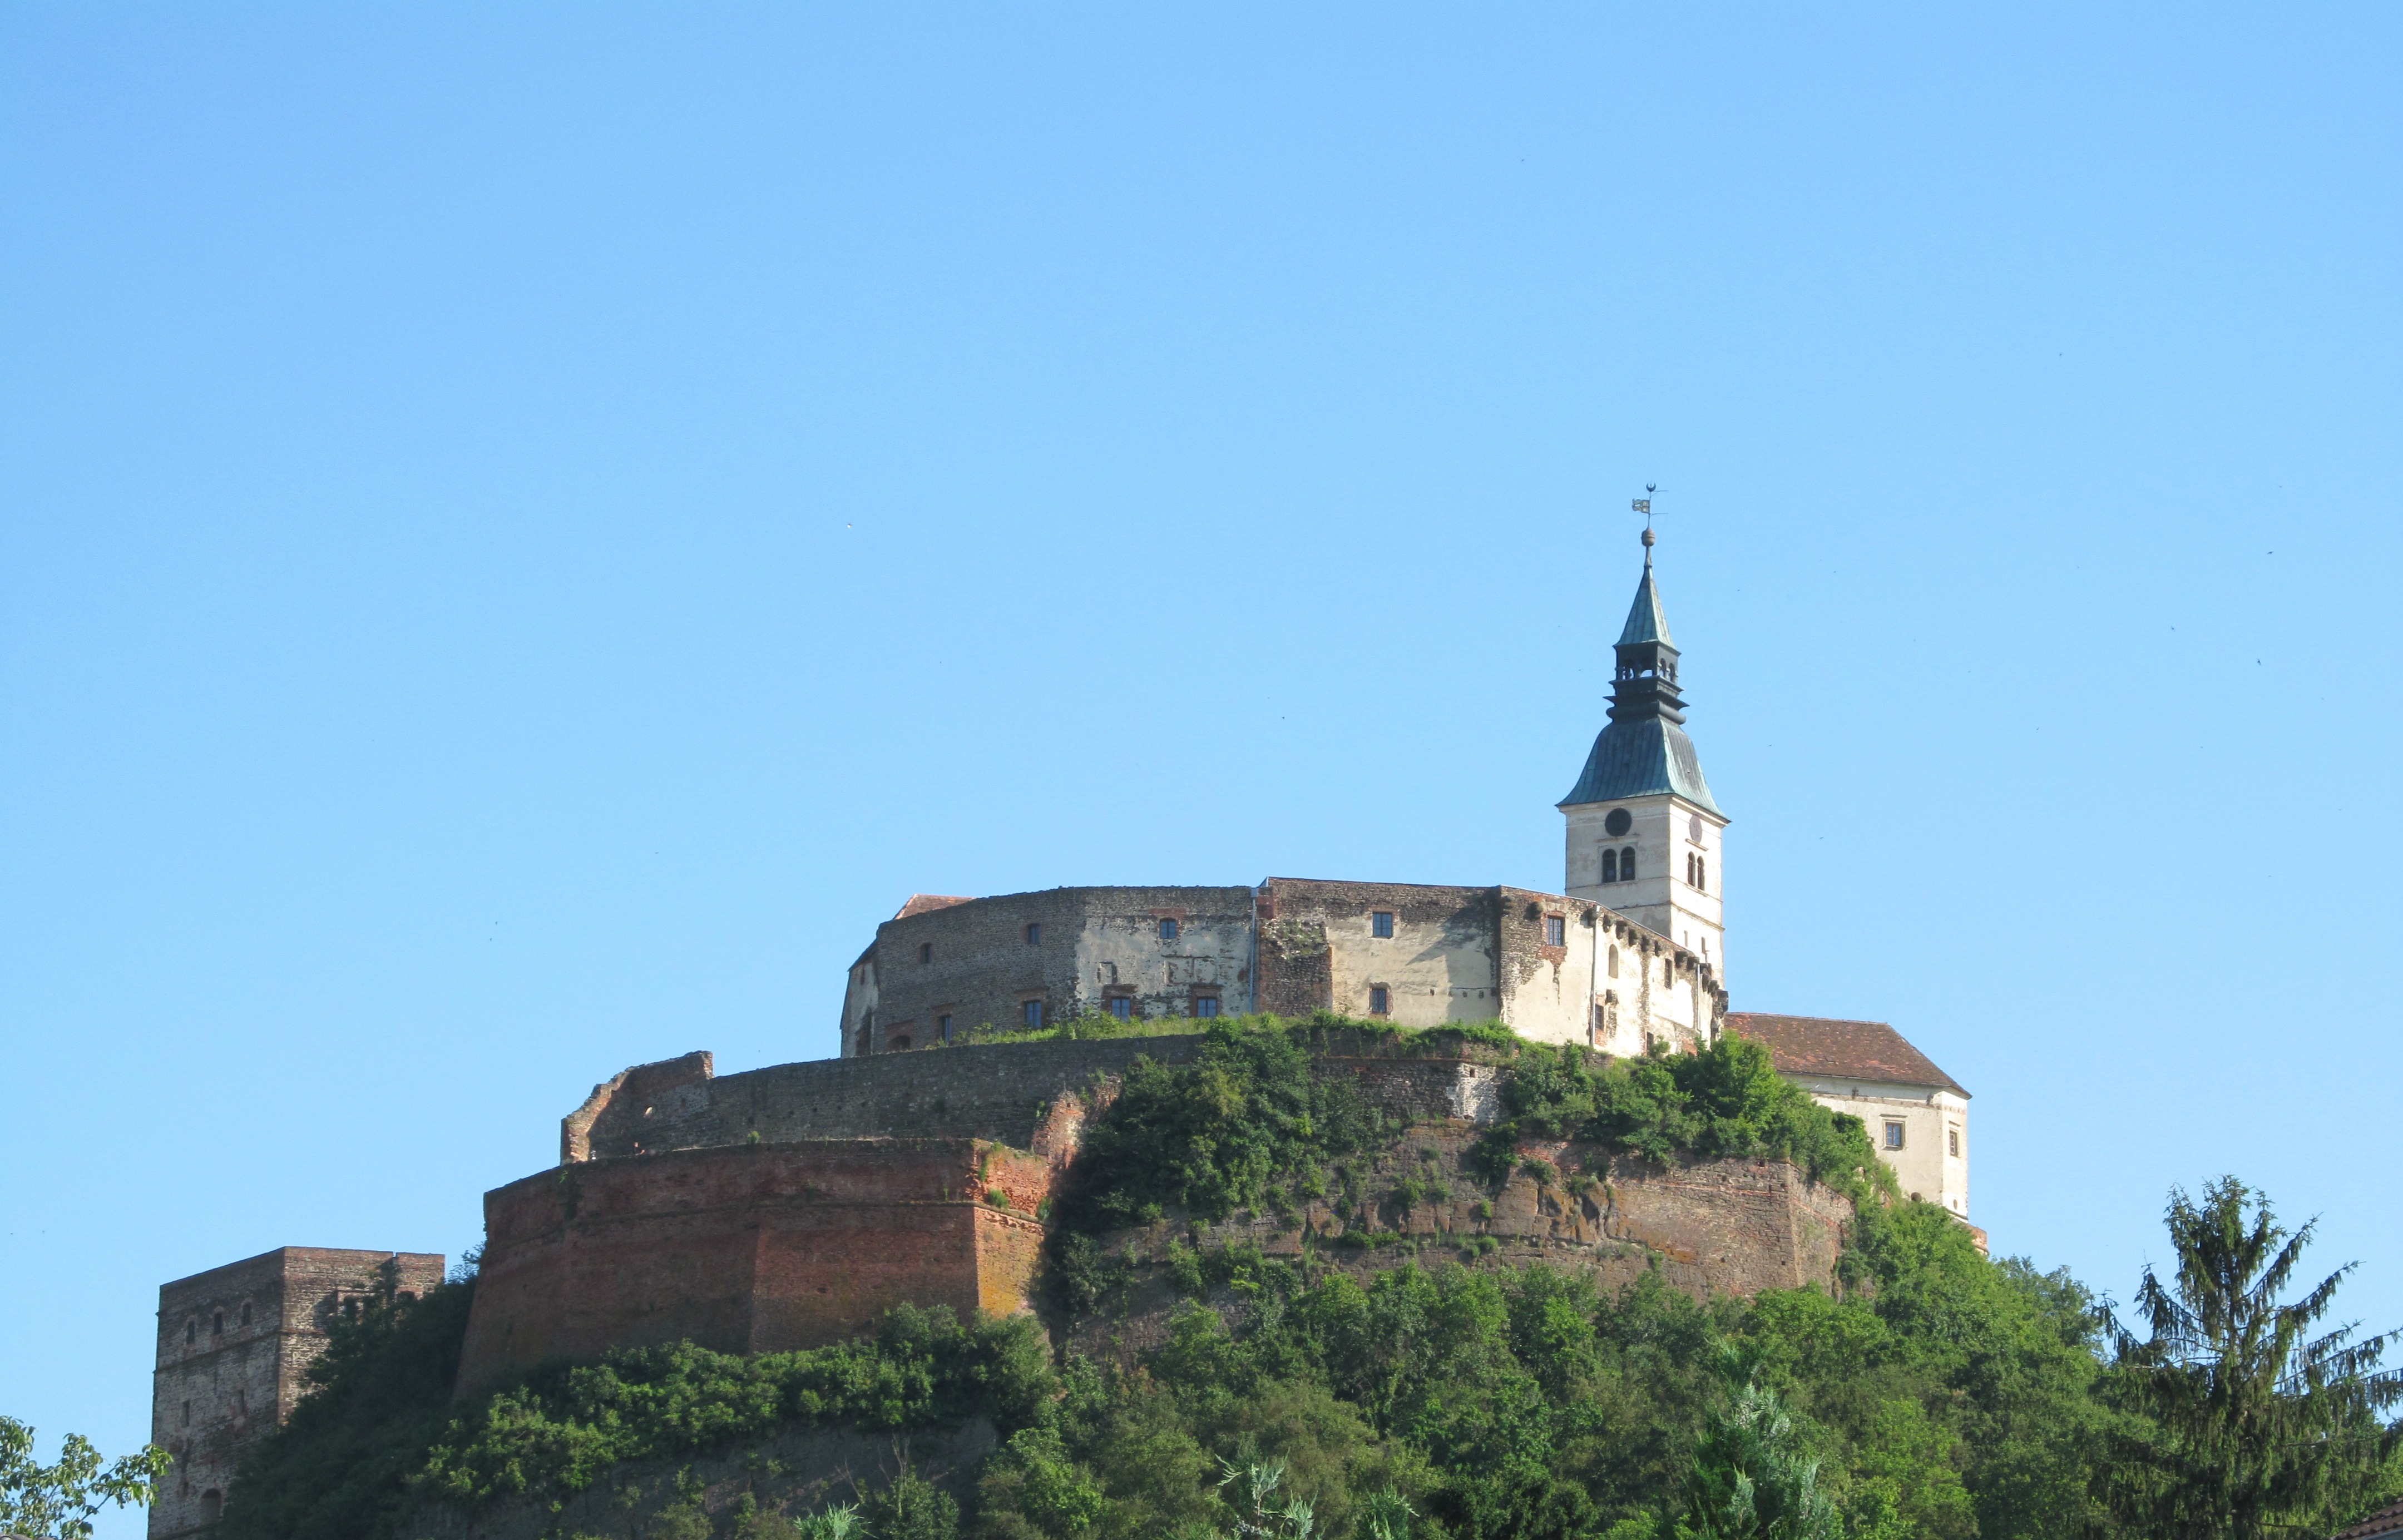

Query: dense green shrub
left=217, top=1276, right=477, bottom=1540
left=1487, top=1034, right=1894, bottom=1204
left=414, top=1306, right=1051, bottom=1512
left=1053, top=1020, right=1397, bottom=1231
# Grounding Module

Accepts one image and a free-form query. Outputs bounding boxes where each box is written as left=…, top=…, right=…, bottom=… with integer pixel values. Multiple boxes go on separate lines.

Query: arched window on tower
left=1695, top=856, right=1706, bottom=892
left=1620, top=846, right=1636, bottom=879
left=1601, top=848, right=1618, bottom=883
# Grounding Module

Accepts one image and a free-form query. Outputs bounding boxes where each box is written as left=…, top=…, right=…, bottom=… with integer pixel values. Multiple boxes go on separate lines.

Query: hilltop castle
left=146, top=533, right=1971, bottom=1539
left=832, top=532, right=1969, bottom=1208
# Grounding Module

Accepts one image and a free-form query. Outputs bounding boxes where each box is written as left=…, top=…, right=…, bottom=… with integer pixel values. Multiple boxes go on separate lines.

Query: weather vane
left=1631, top=484, right=1659, bottom=549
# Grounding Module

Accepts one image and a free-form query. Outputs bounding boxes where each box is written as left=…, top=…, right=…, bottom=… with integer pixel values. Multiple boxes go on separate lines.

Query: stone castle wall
left=837, top=880, right=1725, bottom=1061
left=456, top=1038, right=1848, bottom=1399
left=456, top=1139, right=1054, bottom=1396
left=150, top=1247, right=444, bottom=1539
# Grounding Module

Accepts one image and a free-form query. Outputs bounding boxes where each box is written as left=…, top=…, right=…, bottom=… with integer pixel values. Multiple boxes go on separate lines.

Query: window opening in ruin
left=1193, top=995, right=1220, bottom=1018
left=1545, top=914, right=1566, bottom=947
left=919, top=942, right=932, bottom=964
left=1022, top=999, right=1044, bottom=1028
left=1025, top=923, right=1041, bottom=945
left=1110, top=996, right=1133, bottom=1019
left=240, top=1301, right=251, bottom=1326
left=212, top=1311, right=223, bottom=1336
left=1602, top=848, right=1618, bottom=882
left=938, top=1014, right=954, bottom=1042
left=1885, top=1121, right=1906, bottom=1150
left=186, top=1320, right=196, bottom=1345
left=888, top=1035, right=911, bottom=1051
left=181, top=1401, right=190, bottom=1427
left=1949, top=1127, right=1961, bottom=1157
left=1159, top=917, right=1178, bottom=940
left=202, top=1491, right=223, bottom=1522
left=1368, top=984, right=1390, bottom=1016
left=1608, top=945, right=1619, bottom=977
left=1621, top=845, right=1636, bottom=878
left=1372, top=910, right=1394, bottom=938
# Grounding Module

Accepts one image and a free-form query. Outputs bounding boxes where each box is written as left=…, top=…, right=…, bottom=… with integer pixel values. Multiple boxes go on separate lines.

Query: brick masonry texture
left=455, top=1038, right=1849, bottom=1400
left=454, top=1138, right=1055, bottom=1396
left=150, top=1247, right=444, bottom=1540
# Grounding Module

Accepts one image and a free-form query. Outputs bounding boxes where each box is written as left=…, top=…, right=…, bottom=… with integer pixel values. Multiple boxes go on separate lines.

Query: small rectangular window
left=1193, top=995, right=1220, bottom=1018
left=1544, top=914, right=1566, bottom=947
left=1025, top=923, right=1041, bottom=945
left=1110, top=996, right=1133, bottom=1020
left=1371, top=911, right=1394, bottom=938
left=918, top=942, right=933, bottom=964
left=938, top=1014, right=955, bottom=1042
left=1023, top=1000, right=1044, bottom=1028
left=1159, top=918, right=1178, bottom=940
left=1948, top=1128, right=1960, bottom=1157
left=1368, top=984, right=1390, bottom=1016
left=1884, top=1121, right=1906, bottom=1150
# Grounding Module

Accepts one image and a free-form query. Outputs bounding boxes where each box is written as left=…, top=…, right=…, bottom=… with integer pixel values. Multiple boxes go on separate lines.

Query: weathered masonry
left=839, top=878, right=1723, bottom=1062
left=149, top=1247, right=444, bottom=1539
left=452, top=1035, right=1851, bottom=1398
left=832, top=529, right=1971, bottom=1215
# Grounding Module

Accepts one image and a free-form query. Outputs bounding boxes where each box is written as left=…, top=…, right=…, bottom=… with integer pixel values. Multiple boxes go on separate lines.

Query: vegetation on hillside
left=204, top=1018, right=2403, bottom=1540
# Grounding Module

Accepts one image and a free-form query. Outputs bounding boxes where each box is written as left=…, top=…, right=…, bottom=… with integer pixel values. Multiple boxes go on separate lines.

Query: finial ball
left=1640, top=527, right=1655, bottom=548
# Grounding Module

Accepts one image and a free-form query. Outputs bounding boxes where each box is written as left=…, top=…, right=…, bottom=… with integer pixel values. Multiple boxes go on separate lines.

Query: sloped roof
left=1619, top=561, right=1674, bottom=647
left=2333, top=1498, right=2403, bottom=1540
left=1726, top=1013, right=1969, bottom=1099
left=1559, top=717, right=1722, bottom=814
left=892, top=894, right=975, bottom=920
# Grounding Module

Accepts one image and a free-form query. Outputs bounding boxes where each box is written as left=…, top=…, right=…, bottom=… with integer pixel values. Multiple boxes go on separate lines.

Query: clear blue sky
left=4, top=6, right=2397, bottom=1526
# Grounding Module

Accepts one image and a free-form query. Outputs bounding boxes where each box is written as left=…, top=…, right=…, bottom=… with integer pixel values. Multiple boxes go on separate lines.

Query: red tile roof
left=1725, top=1013, right=1969, bottom=1099
left=2334, top=1497, right=2403, bottom=1540
left=893, top=894, right=975, bottom=920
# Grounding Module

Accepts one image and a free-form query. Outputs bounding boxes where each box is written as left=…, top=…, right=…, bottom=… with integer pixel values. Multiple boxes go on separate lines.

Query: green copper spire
left=1559, top=526, right=1722, bottom=814
left=1617, top=529, right=1674, bottom=647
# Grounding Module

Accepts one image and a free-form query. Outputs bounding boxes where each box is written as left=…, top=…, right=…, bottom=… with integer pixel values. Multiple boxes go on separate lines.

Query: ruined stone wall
left=1260, top=879, right=1500, bottom=1026
left=1066, top=1123, right=1850, bottom=1361
left=150, top=1247, right=444, bottom=1540
left=455, top=1139, right=1054, bottom=1397
left=565, top=1037, right=1219, bottom=1161
left=842, top=887, right=1258, bottom=1056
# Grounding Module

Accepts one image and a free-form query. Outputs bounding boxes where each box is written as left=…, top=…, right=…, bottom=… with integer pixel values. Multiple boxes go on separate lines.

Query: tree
left=0, top=1417, right=171, bottom=1540
left=2095, top=1176, right=2402, bottom=1540
left=1675, top=1372, right=1839, bottom=1540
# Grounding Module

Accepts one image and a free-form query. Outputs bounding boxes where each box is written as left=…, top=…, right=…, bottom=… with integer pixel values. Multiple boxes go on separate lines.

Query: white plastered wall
left=1564, top=794, right=1727, bottom=980
left=1786, top=1076, right=1970, bottom=1218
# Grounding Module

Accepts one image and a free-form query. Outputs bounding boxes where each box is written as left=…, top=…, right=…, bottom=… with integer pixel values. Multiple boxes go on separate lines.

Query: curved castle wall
left=455, top=1037, right=1848, bottom=1397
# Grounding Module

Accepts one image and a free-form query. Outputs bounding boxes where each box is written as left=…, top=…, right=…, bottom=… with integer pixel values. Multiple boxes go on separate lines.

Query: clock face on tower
left=1604, top=808, right=1633, bottom=836
left=1688, top=814, right=1705, bottom=844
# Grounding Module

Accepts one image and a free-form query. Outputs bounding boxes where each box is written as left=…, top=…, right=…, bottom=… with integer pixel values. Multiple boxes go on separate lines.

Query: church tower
left=1560, top=528, right=1730, bottom=977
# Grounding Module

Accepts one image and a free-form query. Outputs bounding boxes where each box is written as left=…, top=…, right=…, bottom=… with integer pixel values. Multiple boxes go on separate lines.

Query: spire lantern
left=1559, top=513, right=1730, bottom=977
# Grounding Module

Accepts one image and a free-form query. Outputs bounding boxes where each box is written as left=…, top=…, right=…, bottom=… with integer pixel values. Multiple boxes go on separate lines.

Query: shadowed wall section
left=455, top=1139, right=1052, bottom=1397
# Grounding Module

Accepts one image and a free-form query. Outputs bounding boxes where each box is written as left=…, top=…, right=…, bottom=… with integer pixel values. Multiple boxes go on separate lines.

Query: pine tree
left=2095, top=1176, right=2402, bottom=1540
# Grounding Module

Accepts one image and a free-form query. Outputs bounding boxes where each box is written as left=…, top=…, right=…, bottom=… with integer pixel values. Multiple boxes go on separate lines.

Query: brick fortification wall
left=456, top=1140, right=1052, bottom=1395
left=150, top=1247, right=444, bottom=1540
left=458, top=1038, right=1848, bottom=1398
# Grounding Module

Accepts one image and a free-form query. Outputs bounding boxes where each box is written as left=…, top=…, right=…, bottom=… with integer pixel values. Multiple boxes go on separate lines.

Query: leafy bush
left=1052, top=1021, right=1395, bottom=1231
left=414, top=1306, right=1051, bottom=1511
left=1485, top=1035, right=1897, bottom=1205
left=216, top=1277, right=477, bottom=1540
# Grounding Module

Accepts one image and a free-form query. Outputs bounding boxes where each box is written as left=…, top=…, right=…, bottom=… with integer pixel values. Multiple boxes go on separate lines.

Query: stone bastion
left=454, top=1035, right=1852, bottom=1397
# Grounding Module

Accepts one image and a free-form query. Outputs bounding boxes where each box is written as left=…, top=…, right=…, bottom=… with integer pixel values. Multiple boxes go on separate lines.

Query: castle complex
left=832, top=532, right=1969, bottom=1207
left=147, top=533, right=1971, bottom=1538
